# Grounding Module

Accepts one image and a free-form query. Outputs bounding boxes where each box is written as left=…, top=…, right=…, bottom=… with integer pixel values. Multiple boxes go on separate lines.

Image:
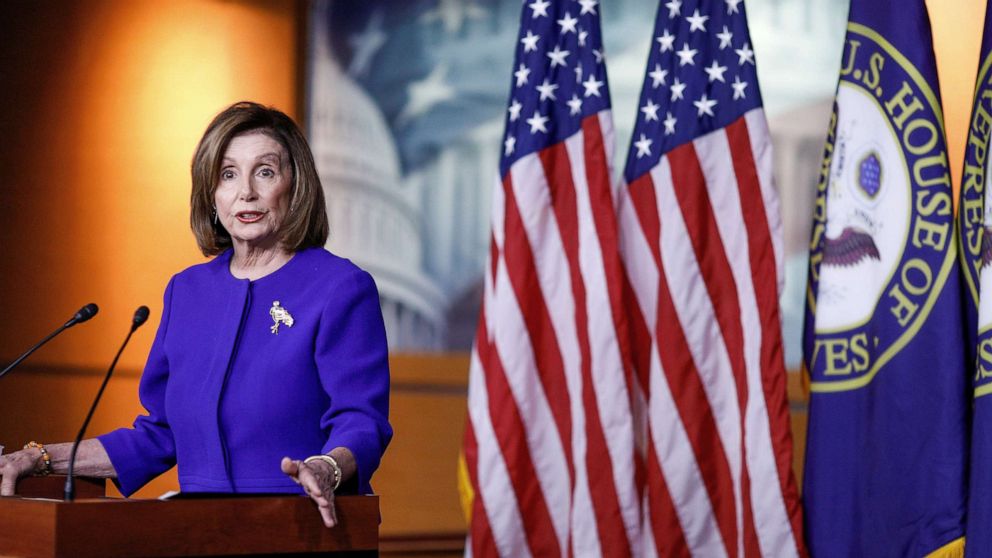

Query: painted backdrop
left=307, top=0, right=847, bottom=356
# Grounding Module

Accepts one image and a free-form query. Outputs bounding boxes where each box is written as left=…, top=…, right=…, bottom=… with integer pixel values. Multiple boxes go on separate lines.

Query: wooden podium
left=0, top=477, right=379, bottom=557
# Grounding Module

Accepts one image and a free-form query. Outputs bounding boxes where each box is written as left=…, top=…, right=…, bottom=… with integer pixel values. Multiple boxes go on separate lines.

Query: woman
left=0, top=102, right=392, bottom=527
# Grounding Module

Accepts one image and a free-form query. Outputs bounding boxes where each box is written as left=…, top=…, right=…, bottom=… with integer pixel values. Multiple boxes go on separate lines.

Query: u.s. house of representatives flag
left=460, top=0, right=641, bottom=556
left=960, top=3, right=992, bottom=556
left=802, top=1, right=968, bottom=555
left=617, top=0, right=804, bottom=555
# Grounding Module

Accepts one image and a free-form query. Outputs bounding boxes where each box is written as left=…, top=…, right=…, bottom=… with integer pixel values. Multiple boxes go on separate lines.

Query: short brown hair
left=190, top=101, right=329, bottom=256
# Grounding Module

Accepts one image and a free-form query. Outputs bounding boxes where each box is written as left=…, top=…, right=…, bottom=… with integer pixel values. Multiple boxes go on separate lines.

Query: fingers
left=300, top=469, right=325, bottom=502
left=289, top=460, right=338, bottom=528
left=0, top=452, right=36, bottom=497
left=0, top=458, right=19, bottom=497
left=281, top=456, right=301, bottom=481
left=0, top=468, right=16, bottom=497
left=280, top=457, right=339, bottom=527
left=303, top=476, right=337, bottom=528
left=316, top=498, right=338, bottom=528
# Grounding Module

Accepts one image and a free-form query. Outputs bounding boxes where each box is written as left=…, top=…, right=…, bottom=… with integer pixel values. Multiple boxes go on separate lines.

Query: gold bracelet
left=23, top=441, right=52, bottom=476
left=303, top=454, right=342, bottom=492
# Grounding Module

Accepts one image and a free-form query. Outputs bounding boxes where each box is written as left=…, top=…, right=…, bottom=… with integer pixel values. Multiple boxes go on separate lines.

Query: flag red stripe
left=726, top=118, right=806, bottom=555
left=490, top=232, right=499, bottom=289
left=668, top=142, right=760, bottom=557
left=581, top=116, right=641, bottom=429
left=646, top=427, right=692, bottom=558
left=624, top=175, right=660, bottom=397
left=629, top=173, right=740, bottom=555
left=476, top=308, right=561, bottom=557
left=464, top=410, right=501, bottom=558
left=470, top=465, right=500, bottom=558
left=654, top=246, right=740, bottom=557
left=621, top=270, right=649, bottom=496
left=501, top=172, right=576, bottom=476
left=622, top=269, right=651, bottom=398
left=584, top=120, right=648, bottom=510
left=581, top=115, right=646, bottom=512
left=623, top=174, right=682, bottom=544
left=540, top=142, right=631, bottom=557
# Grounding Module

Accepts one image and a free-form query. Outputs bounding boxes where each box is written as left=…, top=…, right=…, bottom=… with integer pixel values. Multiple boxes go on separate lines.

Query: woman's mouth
left=235, top=211, right=266, bottom=224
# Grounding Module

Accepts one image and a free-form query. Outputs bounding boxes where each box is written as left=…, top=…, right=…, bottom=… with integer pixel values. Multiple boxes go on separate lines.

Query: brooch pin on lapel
left=269, top=301, right=294, bottom=334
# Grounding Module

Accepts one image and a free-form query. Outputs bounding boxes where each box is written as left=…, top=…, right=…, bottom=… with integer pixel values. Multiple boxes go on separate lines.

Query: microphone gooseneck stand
left=0, top=303, right=99, bottom=382
left=64, top=306, right=149, bottom=501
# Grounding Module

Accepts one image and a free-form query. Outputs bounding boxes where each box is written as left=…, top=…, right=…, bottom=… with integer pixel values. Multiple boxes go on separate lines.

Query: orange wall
left=0, top=0, right=301, bottom=373
left=928, top=0, right=987, bottom=201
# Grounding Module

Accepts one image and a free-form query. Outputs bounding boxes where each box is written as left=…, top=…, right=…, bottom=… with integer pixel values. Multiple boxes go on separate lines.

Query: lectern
left=0, top=477, right=379, bottom=557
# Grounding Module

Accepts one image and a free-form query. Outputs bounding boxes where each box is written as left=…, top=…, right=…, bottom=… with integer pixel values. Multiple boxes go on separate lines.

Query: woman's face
left=214, top=132, right=293, bottom=251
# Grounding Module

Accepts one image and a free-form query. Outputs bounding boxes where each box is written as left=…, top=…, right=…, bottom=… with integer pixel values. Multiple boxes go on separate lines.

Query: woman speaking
left=0, top=102, right=392, bottom=527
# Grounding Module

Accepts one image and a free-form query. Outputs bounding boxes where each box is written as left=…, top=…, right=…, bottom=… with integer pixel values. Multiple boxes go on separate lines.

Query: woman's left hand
left=281, top=456, right=337, bottom=527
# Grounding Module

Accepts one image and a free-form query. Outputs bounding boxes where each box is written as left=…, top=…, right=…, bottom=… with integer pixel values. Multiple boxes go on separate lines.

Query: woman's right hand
left=0, top=448, right=44, bottom=496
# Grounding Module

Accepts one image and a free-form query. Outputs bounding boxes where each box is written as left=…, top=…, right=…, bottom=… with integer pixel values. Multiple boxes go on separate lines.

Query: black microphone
left=66, top=303, right=99, bottom=328
left=65, top=306, right=150, bottom=501
left=0, top=303, right=99, bottom=381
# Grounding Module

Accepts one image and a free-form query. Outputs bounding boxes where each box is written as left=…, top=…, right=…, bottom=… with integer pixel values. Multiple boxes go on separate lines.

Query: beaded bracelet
left=303, top=454, right=342, bottom=492
left=23, top=441, right=52, bottom=476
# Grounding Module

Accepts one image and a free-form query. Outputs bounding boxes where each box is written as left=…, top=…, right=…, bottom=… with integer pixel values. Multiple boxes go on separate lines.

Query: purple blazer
left=98, top=247, right=392, bottom=496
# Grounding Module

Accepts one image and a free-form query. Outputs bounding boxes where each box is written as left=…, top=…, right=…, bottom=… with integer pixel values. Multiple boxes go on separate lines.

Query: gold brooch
left=269, top=301, right=294, bottom=334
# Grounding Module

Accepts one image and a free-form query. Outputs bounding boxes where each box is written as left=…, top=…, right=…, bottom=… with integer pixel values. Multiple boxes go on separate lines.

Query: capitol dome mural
left=309, top=20, right=446, bottom=350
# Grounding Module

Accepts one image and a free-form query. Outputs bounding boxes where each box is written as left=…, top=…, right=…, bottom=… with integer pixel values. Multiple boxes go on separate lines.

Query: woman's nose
left=238, top=176, right=258, bottom=200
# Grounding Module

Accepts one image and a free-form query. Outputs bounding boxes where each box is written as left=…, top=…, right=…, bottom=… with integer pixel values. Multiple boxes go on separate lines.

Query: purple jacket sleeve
left=316, top=269, right=392, bottom=494
left=97, top=278, right=178, bottom=496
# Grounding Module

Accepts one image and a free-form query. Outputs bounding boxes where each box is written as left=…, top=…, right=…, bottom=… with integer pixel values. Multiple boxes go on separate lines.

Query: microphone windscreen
left=73, top=303, right=99, bottom=324
left=133, top=306, right=150, bottom=328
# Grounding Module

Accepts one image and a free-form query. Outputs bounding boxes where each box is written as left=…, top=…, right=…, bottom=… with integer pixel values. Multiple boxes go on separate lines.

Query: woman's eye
left=221, top=170, right=235, bottom=180
left=258, top=167, right=275, bottom=178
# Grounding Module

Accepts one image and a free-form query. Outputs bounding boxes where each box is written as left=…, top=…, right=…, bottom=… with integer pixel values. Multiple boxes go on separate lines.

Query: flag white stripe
left=599, top=110, right=617, bottom=187
left=491, top=173, right=506, bottom=256
left=641, top=492, right=660, bottom=558
left=746, top=111, right=800, bottom=556
left=695, top=127, right=798, bottom=558
left=617, top=179, right=658, bottom=482
left=570, top=461, right=601, bottom=557
left=471, top=223, right=532, bottom=558
left=618, top=184, right=660, bottom=332
left=555, top=132, right=610, bottom=558
left=469, top=349, right=533, bottom=558
left=508, top=155, right=584, bottom=552
left=648, top=344, right=728, bottom=557
left=651, top=157, right=745, bottom=555
left=567, top=127, right=642, bottom=553
left=689, top=129, right=754, bottom=558
left=485, top=173, right=505, bottom=342
left=490, top=249, right=572, bottom=555
left=631, top=378, right=650, bottom=461
left=744, top=109, right=784, bottom=293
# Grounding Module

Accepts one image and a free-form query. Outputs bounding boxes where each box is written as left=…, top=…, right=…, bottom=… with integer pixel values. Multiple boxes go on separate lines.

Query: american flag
left=617, top=0, right=806, bottom=556
left=462, top=0, right=642, bottom=556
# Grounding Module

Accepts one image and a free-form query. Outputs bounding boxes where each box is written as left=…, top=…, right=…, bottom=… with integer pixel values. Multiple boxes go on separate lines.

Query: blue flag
left=960, top=4, right=992, bottom=556
left=802, top=1, right=969, bottom=555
